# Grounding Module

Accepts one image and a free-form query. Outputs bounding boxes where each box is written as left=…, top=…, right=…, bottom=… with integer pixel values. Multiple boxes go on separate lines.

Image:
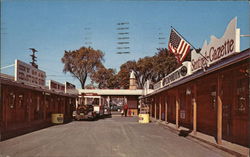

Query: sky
left=1, top=0, right=249, bottom=88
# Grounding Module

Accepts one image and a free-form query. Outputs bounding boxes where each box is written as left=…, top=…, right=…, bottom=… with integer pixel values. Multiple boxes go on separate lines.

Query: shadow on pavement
left=178, top=129, right=192, bottom=137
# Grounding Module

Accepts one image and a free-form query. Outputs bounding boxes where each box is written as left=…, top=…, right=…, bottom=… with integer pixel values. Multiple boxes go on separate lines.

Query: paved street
left=0, top=115, right=233, bottom=157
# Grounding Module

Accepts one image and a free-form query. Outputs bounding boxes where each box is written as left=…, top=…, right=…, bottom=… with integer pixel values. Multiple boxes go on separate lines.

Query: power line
left=0, top=64, right=15, bottom=70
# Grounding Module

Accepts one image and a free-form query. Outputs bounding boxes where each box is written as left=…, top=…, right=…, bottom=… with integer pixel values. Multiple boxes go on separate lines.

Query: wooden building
left=143, top=48, right=249, bottom=147
left=0, top=75, right=76, bottom=141
left=141, top=18, right=249, bottom=147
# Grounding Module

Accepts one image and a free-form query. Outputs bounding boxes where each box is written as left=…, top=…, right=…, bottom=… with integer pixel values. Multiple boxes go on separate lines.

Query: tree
left=151, top=48, right=179, bottom=82
left=91, top=65, right=116, bottom=89
left=85, top=83, right=96, bottom=89
left=61, top=47, right=104, bottom=89
left=115, top=48, right=179, bottom=89
left=135, top=56, right=155, bottom=88
left=116, top=60, right=137, bottom=89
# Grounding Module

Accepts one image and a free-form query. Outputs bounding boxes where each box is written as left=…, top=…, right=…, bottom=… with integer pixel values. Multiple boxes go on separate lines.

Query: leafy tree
left=115, top=58, right=155, bottom=89
left=85, top=83, right=96, bottom=89
left=115, top=48, right=180, bottom=89
left=116, top=60, right=136, bottom=89
left=135, top=56, right=155, bottom=88
left=61, top=47, right=104, bottom=89
left=91, top=65, right=116, bottom=89
left=107, top=74, right=120, bottom=89
left=151, top=48, right=179, bottom=82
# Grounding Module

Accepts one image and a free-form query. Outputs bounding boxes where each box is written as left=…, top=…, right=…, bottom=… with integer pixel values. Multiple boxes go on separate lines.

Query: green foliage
left=61, top=47, right=104, bottom=89
left=116, top=60, right=136, bottom=89
left=151, top=48, right=179, bottom=82
left=90, top=65, right=117, bottom=89
left=114, top=48, right=179, bottom=89
left=68, top=46, right=193, bottom=89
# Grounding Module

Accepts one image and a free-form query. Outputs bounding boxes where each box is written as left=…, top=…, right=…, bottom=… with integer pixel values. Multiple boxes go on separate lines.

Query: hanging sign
left=14, top=59, right=46, bottom=87
left=65, top=81, right=78, bottom=95
left=191, top=17, right=240, bottom=72
left=162, top=61, right=192, bottom=87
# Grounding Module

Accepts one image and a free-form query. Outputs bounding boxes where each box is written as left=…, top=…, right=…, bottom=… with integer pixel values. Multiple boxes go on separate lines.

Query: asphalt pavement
left=0, top=115, right=234, bottom=157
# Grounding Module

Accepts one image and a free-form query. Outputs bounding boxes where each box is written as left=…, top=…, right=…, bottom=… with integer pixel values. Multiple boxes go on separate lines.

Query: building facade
left=141, top=18, right=249, bottom=147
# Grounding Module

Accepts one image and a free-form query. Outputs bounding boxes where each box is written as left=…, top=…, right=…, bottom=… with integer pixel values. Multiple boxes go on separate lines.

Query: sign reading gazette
left=191, top=17, right=240, bottom=72
left=15, top=59, right=46, bottom=87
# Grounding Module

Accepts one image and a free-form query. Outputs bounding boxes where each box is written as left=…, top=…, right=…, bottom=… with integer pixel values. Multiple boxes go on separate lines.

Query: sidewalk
left=151, top=118, right=249, bottom=157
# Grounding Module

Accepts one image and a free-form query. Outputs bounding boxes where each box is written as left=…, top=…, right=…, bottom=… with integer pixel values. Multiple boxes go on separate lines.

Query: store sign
left=180, top=110, right=186, bottom=119
left=65, top=81, right=78, bottom=95
left=83, top=93, right=99, bottom=96
left=14, top=59, right=46, bottom=87
left=48, top=80, right=65, bottom=92
left=191, top=17, right=240, bottom=72
left=162, top=61, right=192, bottom=87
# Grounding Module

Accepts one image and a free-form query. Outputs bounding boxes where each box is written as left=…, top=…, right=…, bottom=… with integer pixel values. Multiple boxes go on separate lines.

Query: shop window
left=9, top=92, right=15, bottom=109
left=18, top=94, right=23, bottom=108
left=210, top=85, right=216, bottom=110
left=36, top=96, right=40, bottom=112
left=180, top=91, right=186, bottom=110
left=236, top=78, right=247, bottom=113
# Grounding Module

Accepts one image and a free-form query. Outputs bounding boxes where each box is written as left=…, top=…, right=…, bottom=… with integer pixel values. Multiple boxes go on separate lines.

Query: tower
left=129, top=71, right=137, bottom=90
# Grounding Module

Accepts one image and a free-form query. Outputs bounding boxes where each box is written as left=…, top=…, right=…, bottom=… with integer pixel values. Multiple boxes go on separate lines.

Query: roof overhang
left=143, top=48, right=250, bottom=98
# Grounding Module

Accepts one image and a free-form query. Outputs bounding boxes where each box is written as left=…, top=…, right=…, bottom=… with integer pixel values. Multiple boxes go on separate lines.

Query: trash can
left=139, top=114, right=149, bottom=123
left=51, top=114, right=64, bottom=124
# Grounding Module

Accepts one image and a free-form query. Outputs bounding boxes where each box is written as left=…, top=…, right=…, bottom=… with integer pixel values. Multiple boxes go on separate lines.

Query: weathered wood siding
left=0, top=79, right=76, bottom=141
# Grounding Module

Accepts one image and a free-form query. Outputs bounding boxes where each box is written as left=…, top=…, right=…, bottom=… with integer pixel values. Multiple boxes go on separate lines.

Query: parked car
left=104, top=106, right=111, bottom=117
left=111, top=104, right=122, bottom=112
left=75, top=104, right=97, bottom=120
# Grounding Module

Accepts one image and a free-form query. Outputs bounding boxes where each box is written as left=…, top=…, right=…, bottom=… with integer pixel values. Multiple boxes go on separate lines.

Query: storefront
left=142, top=18, right=249, bottom=147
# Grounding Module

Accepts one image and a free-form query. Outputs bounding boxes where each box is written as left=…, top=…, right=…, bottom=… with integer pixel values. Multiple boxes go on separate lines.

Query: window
left=236, top=78, right=247, bottom=113
left=9, top=92, right=15, bottom=109
left=210, top=85, right=216, bottom=110
left=18, top=94, right=23, bottom=108
left=36, top=96, right=40, bottom=112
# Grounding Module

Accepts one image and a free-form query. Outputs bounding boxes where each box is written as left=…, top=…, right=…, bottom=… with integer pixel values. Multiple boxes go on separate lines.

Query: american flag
left=168, top=29, right=190, bottom=63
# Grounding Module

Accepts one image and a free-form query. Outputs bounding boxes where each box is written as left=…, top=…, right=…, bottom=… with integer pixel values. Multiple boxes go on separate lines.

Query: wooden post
left=159, top=96, right=162, bottom=120
left=192, top=84, right=197, bottom=135
left=165, top=94, right=168, bottom=123
left=154, top=101, right=157, bottom=119
left=150, top=101, right=152, bottom=117
left=217, top=74, right=223, bottom=144
left=176, top=90, right=179, bottom=129
left=43, top=93, right=47, bottom=121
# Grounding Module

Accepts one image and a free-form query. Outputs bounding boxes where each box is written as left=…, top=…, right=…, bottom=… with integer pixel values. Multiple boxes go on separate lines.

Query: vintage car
left=75, top=104, right=97, bottom=120
left=104, top=106, right=111, bottom=117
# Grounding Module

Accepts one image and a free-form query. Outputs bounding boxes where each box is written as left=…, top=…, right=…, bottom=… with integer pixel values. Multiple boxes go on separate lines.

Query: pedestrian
left=121, top=109, right=124, bottom=116
left=123, top=104, right=128, bottom=117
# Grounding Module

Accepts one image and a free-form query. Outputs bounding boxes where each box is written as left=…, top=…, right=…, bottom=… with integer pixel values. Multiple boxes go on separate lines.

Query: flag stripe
left=168, top=29, right=191, bottom=64
left=180, top=45, right=190, bottom=62
left=178, top=40, right=185, bottom=54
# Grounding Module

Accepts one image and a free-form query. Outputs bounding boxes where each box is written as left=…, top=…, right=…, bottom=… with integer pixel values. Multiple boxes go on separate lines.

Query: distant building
left=129, top=70, right=137, bottom=90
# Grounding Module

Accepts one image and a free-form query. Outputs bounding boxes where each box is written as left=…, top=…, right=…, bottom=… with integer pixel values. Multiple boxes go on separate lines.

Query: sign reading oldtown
left=191, top=17, right=240, bottom=72
left=162, top=61, right=192, bottom=87
left=15, top=59, right=46, bottom=87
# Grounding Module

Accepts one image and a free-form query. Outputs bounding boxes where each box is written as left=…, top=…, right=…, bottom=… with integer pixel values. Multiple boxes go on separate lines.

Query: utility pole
left=29, top=48, right=38, bottom=68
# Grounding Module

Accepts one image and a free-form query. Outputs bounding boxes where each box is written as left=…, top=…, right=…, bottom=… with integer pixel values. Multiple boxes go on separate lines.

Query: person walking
left=123, top=104, right=128, bottom=117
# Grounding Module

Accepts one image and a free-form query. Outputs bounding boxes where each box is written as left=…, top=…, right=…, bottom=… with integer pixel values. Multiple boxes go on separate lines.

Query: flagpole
left=170, top=26, right=209, bottom=62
